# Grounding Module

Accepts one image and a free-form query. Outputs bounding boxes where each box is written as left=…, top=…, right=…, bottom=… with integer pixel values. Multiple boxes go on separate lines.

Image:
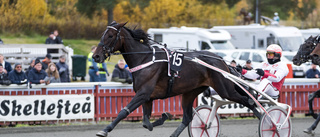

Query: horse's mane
left=123, top=27, right=150, bottom=45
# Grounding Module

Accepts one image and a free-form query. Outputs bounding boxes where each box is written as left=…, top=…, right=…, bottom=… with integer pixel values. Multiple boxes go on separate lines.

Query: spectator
left=56, top=55, right=70, bottom=82
left=98, top=62, right=109, bottom=82
left=26, top=59, right=35, bottom=76
left=306, top=63, right=320, bottom=78
left=41, top=53, right=52, bottom=70
left=53, top=30, right=63, bottom=44
left=0, top=53, right=12, bottom=73
left=28, top=59, right=47, bottom=84
left=44, top=63, right=61, bottom=84
left=243, top=60, right=253, bottom=70
left=230, top=60, right=237, bottom=67
left=8, top=63, right=27, bottom=85
left=45, top=33, right=57, bottom=44
left=111, top=59, right=132, bottom=84
left=88, top=46, right=100, bottom=82
left=0, top=38, right=3, bottom=44
left=0, top=63, right=11, bottom=85
left=124, top=64, right=132, bottom=79
left=242, top=60, right=256, bottom=81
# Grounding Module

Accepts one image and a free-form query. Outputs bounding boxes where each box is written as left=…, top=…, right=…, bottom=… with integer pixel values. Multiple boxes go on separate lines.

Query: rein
left=100, top=24, right=229, bottom=75
left=110, top=50, right=165, bottom=55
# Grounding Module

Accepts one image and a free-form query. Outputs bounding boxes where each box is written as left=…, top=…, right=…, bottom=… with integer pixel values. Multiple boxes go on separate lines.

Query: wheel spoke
left=200, top=129, right=205, bottom=137
left=259, top=107, right=291, bottom=137
left=275, top=131, right=280, bottom=137
left=276, top=111, right=282, bottom=123
left=262, top=128, right=275, bottom=131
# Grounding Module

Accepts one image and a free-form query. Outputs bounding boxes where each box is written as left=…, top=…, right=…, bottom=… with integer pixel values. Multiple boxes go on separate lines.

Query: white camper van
left=300, top=28, right=320, bottom=40
left=147, top=27, right=235, bottom=51
left=213, top=24, right=304, bottom=51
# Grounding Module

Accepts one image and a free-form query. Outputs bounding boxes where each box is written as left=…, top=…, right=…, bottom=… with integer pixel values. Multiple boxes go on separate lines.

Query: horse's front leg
left=142, top=101, right=173, bottom=131
left=96, top=90, right=151, bottom=137
left=308, top=90, right=320, bottom=118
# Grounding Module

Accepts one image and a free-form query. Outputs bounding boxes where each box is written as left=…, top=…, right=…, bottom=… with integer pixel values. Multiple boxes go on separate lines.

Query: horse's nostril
left=307, top=55, right=312, bottom=60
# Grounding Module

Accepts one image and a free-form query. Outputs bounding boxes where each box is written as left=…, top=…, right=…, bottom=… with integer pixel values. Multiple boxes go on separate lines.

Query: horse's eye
left=108, top=35, right=113, bottom=38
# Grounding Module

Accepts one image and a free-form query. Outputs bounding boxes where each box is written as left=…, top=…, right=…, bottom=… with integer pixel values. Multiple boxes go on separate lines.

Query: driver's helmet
left=266, top=44, right=282, bottom=59
left=274, top=12, right=278, bottom=16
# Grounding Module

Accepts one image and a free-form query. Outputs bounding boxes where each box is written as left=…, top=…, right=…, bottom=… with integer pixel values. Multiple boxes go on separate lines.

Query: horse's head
left=292, top=35, right=319, bottom=66
left=93, top=21, right=127, bottom=63
left=310, top=39, right=320, bottom=65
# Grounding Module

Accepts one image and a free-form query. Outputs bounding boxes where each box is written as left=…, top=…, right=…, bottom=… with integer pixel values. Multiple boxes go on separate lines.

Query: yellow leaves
left=297, top=0, right=303, bottom=8
left=15, top=0, right=47, bottom=20
left=114, top=1, right=130, bottom=23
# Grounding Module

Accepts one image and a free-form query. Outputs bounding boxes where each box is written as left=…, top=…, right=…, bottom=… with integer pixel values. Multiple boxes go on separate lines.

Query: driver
left=241, top=44, right=289, bottom=99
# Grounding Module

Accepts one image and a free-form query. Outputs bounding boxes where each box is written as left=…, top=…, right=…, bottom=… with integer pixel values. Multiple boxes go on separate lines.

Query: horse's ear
left=109, top=21, right=117, bottom=25
left=120, top=21, right=128, bottom=27
left=316, top=35, right=320, bottom=42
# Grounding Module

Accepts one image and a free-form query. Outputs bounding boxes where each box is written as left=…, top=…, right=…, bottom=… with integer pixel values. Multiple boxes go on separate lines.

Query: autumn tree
left=296, top=0, right=316, bottom=28
left=76, top=0, right=119, bottom=25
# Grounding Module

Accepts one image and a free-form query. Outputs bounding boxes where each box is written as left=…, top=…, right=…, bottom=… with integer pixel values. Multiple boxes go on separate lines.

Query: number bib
left=170, top=52, right=184, bottom=71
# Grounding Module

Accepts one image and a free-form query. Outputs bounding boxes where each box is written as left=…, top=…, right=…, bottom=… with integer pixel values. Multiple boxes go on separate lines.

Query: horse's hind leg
left=170, top=88, right=205, bottom=137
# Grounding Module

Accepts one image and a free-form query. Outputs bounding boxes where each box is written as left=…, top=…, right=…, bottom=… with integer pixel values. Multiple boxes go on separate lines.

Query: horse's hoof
left=163, top=112, right=173, bottom=120
left=313, top=113, right=319, bottom=119
left=303, top=128, right=315, bottom=136
left=96, top=131, right=108, bottom=137
left=143, top=123, right=153, bottom=131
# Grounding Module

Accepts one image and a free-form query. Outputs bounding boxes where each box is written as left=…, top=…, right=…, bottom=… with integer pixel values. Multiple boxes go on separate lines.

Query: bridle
left=100, top=25, right=122, bottom=59
left=296, top=36, right=320, bottom=62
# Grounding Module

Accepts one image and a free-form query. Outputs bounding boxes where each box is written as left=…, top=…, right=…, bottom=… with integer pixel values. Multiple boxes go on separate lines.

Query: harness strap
left=129, top=47, right=169, bottom=73
left=161, top=48, right=171, bottom=76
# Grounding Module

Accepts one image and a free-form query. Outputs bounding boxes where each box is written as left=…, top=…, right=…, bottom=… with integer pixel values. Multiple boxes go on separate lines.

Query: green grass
left=0, top=35, right=123, bottom=73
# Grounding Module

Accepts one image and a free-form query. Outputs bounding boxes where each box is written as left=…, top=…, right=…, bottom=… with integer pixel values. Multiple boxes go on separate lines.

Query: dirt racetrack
left=0, top=117, right=318, bottom=137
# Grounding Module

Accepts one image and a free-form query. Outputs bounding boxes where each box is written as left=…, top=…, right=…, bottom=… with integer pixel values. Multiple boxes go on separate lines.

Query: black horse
left=293, top=35, right=320, bottom=135
left=293, top=36, right=320, bottom=66
left=92, top=21, right=258, bottom=137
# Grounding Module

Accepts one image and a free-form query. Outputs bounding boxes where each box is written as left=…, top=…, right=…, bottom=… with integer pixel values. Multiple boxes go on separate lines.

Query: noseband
left=101, top=26, right=122, bottom=59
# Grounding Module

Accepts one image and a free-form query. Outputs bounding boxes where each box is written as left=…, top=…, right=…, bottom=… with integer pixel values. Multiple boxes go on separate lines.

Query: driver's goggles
left=266, top=51, right=275, bottom=56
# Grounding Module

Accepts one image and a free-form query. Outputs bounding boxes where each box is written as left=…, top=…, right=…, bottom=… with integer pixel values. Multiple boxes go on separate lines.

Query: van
left=147, top=26, right=235, bottom=51
left=212, top=24, right=304, bottom=51
left=300, top=28, right=320, bottom=40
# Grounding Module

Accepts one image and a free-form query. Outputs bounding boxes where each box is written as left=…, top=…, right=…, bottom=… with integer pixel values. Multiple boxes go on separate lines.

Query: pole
left=255, top=0, right=259, bottom=23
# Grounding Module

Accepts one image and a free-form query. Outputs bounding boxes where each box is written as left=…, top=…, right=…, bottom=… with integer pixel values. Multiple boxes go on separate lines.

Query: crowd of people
left=0, top=53, right=71, bottom=86
left=0, top=43, right=133, bottom=86
left=87, top=46, right=132, bottom=84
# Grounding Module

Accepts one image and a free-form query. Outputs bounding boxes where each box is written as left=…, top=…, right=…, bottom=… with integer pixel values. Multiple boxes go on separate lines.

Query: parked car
left=209, top=49, right=306, bottom=78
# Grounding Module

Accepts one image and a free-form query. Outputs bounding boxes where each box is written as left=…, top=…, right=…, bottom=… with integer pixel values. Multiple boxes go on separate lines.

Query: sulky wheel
left=259, top=106, right=292, bottom=137
left=188, top=105, right=220, bottom=137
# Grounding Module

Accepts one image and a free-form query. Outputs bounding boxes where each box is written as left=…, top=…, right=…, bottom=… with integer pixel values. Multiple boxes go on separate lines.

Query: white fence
left=0, top=44, right=74, bottom=73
